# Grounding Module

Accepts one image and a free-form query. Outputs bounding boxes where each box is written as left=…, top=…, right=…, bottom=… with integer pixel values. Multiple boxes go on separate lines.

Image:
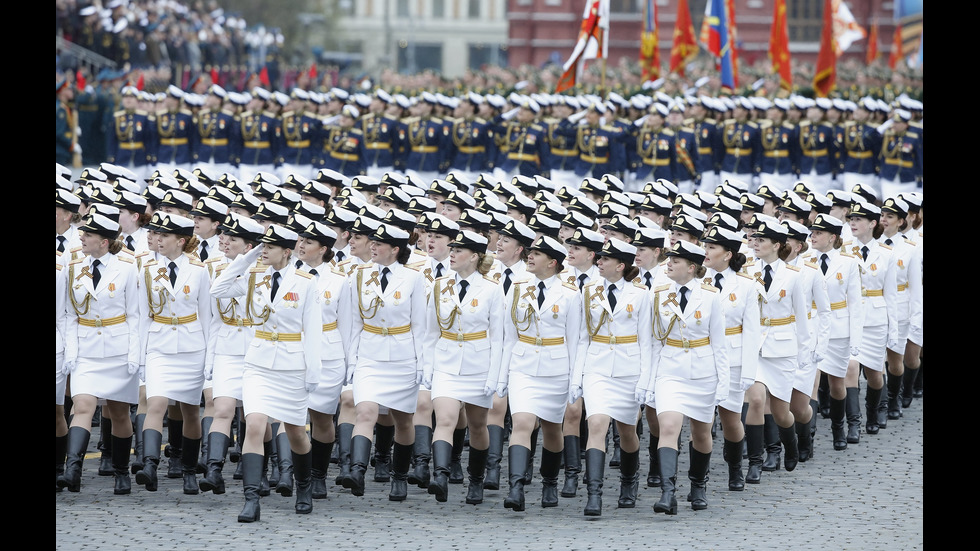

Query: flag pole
left=601, top=58, right=606, bottom=92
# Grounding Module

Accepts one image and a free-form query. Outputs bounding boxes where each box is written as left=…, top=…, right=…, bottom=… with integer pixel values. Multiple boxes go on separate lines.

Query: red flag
left=669, top=0, right=697, bottom=76
left=639, top=0, right=660, bottom=81
left=75, top=69, right=86, bottom=91
left=259, top=66, right=271, bottom=87
left=309, top=63, right=317, bottom=81
left=888, top=23, right=903, bottom=69
left=813, top=0, right=837, bottom=97
left=556, top=0, right=609, bottom=93
left=210, top=66, right=220, bottom=87
left=136, top=72, right=145, bottom=91
left=866, top=19, right=879, bottom=65
left=726, top=0, right=739, bottom=88
left=769, top=0, right=791, bottom=90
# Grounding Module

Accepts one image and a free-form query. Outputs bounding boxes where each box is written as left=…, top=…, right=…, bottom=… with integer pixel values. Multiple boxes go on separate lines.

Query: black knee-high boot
left=845, top=387, right=862, bottom=443
left=609, top=424, right=621, bottom=467
left=504, top=445, right=530, bottom=512
left=583, top=448, right=606, bottom=516
left=268, top=424, right=281, bottom=488
left=646, top=435, right=661, bottom=487
left=97, top=414, right=113, bottom=476
left=687, top=442, right=711, bottom=510
left=373, top=423, right=394, bottom=483
left=334, top=423, right=353, bottom=486
left=817, top=372, right=831, bottom=418
left=181, top=436, right=201, bottom=495
left=130, top=413, right=145, bottom=475
left=237, top=453, right=262, bottom=523
left=466, top=446, right=489, bottom=505
left=524, top=426, right=539, bottom=485
left=540, top=447, right=562, bottom=508
left=56, top=433, right=68, bottom=493
left=744, top=424, right=764, bottom=484
left=795, top=420, right=812, bottom=463
left=198, top=416, right=213, bottom=474
left=310, top=438, right=332, bottom=499
left=653, top=447, right=679, bottom=515
left=723, top=438, right=744, bottom=491
left=275, top=432, right=294, bottom=497
left=200, top=431, right=229, bottom=494
left=762, top=414, right=781, bottom=471
left=408, top=425, right=432, bottom=488
left=389, top=441, right=413, bottom=501
left=449, top=428, right=467, bottom=484
left=616, top=448, right=639, bottom=508
left=830, top=396, right=847, bottom=451
left=428, top=440, right=452, bottom=502
left=865, top=385, right=882, bottom=435
left=779, top=425, right=799, bottom=472
left=343, top=435, right=372, bottom=497
left=111, top=434, right=132, bottom=495
left=260, top=439, right=273, bottom=496
left=887, top=370, right=904, bottom=420
left=912, top=362, right=923, bottom=397
left=484, top=425, right=505, bottom=490
left=561, top=435, right=581, bottom=497
left=293, top=449, right=313, bottom=514
left=901, top=365, right=917, bottom=408
left=166, top=419, right=183, bottom=479
left=135, top=429, right=162, bottom=491
left=230, top=407, right=243, bottom=463
left=57, top=426, right=91, bottom=492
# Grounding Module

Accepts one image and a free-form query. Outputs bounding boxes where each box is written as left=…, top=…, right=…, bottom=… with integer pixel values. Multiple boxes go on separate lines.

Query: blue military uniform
left=446, top=115, right=493, bottom=175
left=56, top=93, right=75, bottom=167
left=277, top=108, right=321, bottom=176
left=492, top=118, right=551, bottom=178
left=628, top=124, right=676, bottom=183
left=106, top=97, right=153, bottom=175
left=759, top=120, right=798, bottom=183
left=544, top=117, right=579, bottom=175
left=796, top=120, right=837, bottom=184
left=839, top=120, right=881, bottom=184
left=398, top=115, right=450, bottom=176
left=671, top=123, right=699, bottom=188
left=689, top=115, right=722, bottom=192
left=360, top=112, right=400, bottom=176
left=555, top=119, right=627, bottom=179
left=318, top=122, right=368, bottom=177
left=152, top=105, right=196, bottom=171
left=719, top=118, right=761, bottom=181
left=237, top=107, right=281, bottom=169
left=878, top=122, right=923, bottom=191
left=74, top=83, right=108, bottom=166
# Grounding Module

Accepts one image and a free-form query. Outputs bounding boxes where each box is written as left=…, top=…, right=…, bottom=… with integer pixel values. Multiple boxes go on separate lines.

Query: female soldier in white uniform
left=210, top=224, right=323, bottom=521
left=572, top=238, right=651, bottom=516
left=135, top=213, right=211, bottom=495
left=342, top=223, right=427, bottom=502
left=644, top=241, right=729, bottom=515
left=498, top=236, right=583, bottom=512
left=877, top=197, right=915, bottom=421
left=60, top=214, right=141, bottom=494
left=421, top=230, right=503, bottom=505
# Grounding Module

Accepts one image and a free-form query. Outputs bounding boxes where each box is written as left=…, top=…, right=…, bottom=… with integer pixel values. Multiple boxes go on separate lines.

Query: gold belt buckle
left=682, top=339, right=691, bottom=350
left=609, top=336, right=617, bottom=345
left=94, top=319, right=103, bottom=328
left=456, top=333, right=464, bottom=343
left=270, top=332, right=279, bottom=341
left=535, top=337, right=543, bottom=346
left=236, top=318, right=244, bottom=327
left=762, top=318, right=771, bottom=326
left=170, top=316, right=179, bottom=326
left=381, top=327, right=389, bottom=336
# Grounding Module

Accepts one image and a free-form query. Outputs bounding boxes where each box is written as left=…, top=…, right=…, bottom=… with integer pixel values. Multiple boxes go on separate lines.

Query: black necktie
left=537, top=281, right=546, bottom=308
left=169, top=261, right=178, bottom=286
left=459, top=279, right=469, bottom=301
left=885, top=238, right=893, bottom=246
left=643, top=272, right=652, bottom=289
left=381, top=267, right=391, bottom=292
left=126, top=235, right=135, bottom=251
left=578, top=273, right=588, bottom=290
left=271, top=271, right=281, bottom=301
left=714, top=273, right=723, bottom=290
left=861, top=246, right=869, bottom=262
left=820, top=253, right=829, bottom=275
left=763, top=265, right=773, bottom=292
left=309, top=268, right=318, bottom=277
left=435, top=262, right=444, bottom=279
left=503, top=268, right=513, bottom=295
left=678, top=286, right=688, bottom=312
left=92, top=259, right=102, bottom=289
left=57, top=235, right=66, bottom=253
left=607, top=283, right=617, bottom=311
left=200, top=241, right=209, bottom=260
left=336, top=250, right=345, bottom=262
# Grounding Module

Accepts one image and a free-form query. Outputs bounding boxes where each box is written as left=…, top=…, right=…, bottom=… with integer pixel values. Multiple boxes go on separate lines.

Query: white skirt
left=145, top=350, right=205, bottom=405
left=583, top=372, right=640, bottom=425
left=756, top=356, right=797, bottom=403
left=792, top=350, right=820, bottom=395
left=72, top=355, right=140, bottom=404
left=888, top=320, right=910, bottom=353
left=308, top=358, right=347, bottom=415
left=56, top=352, right=67, bottom=406
left=908, top=322, right=923, bottom=347
left=242, top=363, right=309, bottom=426
left=432, top=370, right=493, bottom=409
left=654, top=374, right=717, bottom=423
left=718, top=364, right=745, bottom=413
left=818, top=338, right=850, bottom=378
left=508, top=371, right=568, bottom=424
left=212, top=354, right=245, bottom=401
left=857, top=324, right=887, bottom=371
left=352, top=358, right=419, bottom=414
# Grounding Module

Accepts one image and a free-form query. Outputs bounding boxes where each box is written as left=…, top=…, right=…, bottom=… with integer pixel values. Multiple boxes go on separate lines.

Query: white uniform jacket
left=65, top=253, right=141, bottom=365
left=572, top=277, right=652, bottom=385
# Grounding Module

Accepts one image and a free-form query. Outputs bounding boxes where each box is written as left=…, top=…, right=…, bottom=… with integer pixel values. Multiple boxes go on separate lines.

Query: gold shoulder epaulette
left=406, top=260, right=427, bottom=269
left=632, top=277, right=642, bottom=285
left=70, top=246, right=83, bottom=254
left=357, top=264, right=373, bottom=270
left=804, top=261, right=819, bottom=269
left=704, top=117, right=717, bottom=125
left=349, top=127, right=364, bottom=135
left=633, top=280, right=646, bottom=289
left=57, top=262, right=63, bottom=270
left=404, top=263, right=421, bottom=272
left=840, top=251, right=854, bottom=258
left=249, top=266, right=267, bottom=274
left=662, top=128, right=675, bottom=136
left=474, top=117, right=486, bottom=124
left=799, top=120, right=812, bottom=127
left=295, top=269, right=313, bottom=279
left=737, top=271, right=754, bottom=280
left=786, top=264, right=801, bottom=272
left=188, top=258, right=205, bottom=267
left=758, top=120, right=773, bottom=129
left=114, top=109, right=128, bottom=118
left=531, top=123, right=545, bottom=131
left=180, top=108, right=193, bottom=116
left=680, top=126, right=695, bottom=133
left=56, top=250, right=63, bottom=257
left=68, top=257, right=84, bottom=266
left=782, top=121, right=795, bottom=129
left=701, top=283, right=719, bottom=292
left=415, top=250, right=428, bottom=257
left=332, top=267, right=348, bottom=277
left=906, top=131, right=919, bottom=139
left=117, top=255, right=134, bottom=264
left=746, top=121, right=758, bottom=129
left=483, top=275, right=499, bottom=284
left=142, top=258, right=158, bottom=269
left=653, top=284, right=671, bottom=293
left=601, top=124, right=619, bottom=132
left=562, top=280, right=577, bottom=291
left=683, top=117, right=695, bottom=126
left=205, top=256, right=224, bottom=264
left=880, top=243, right=893, bottom=250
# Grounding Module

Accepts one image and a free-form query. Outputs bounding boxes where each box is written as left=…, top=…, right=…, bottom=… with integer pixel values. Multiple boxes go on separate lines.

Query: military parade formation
left=56, top=78, right=924, bottom=526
